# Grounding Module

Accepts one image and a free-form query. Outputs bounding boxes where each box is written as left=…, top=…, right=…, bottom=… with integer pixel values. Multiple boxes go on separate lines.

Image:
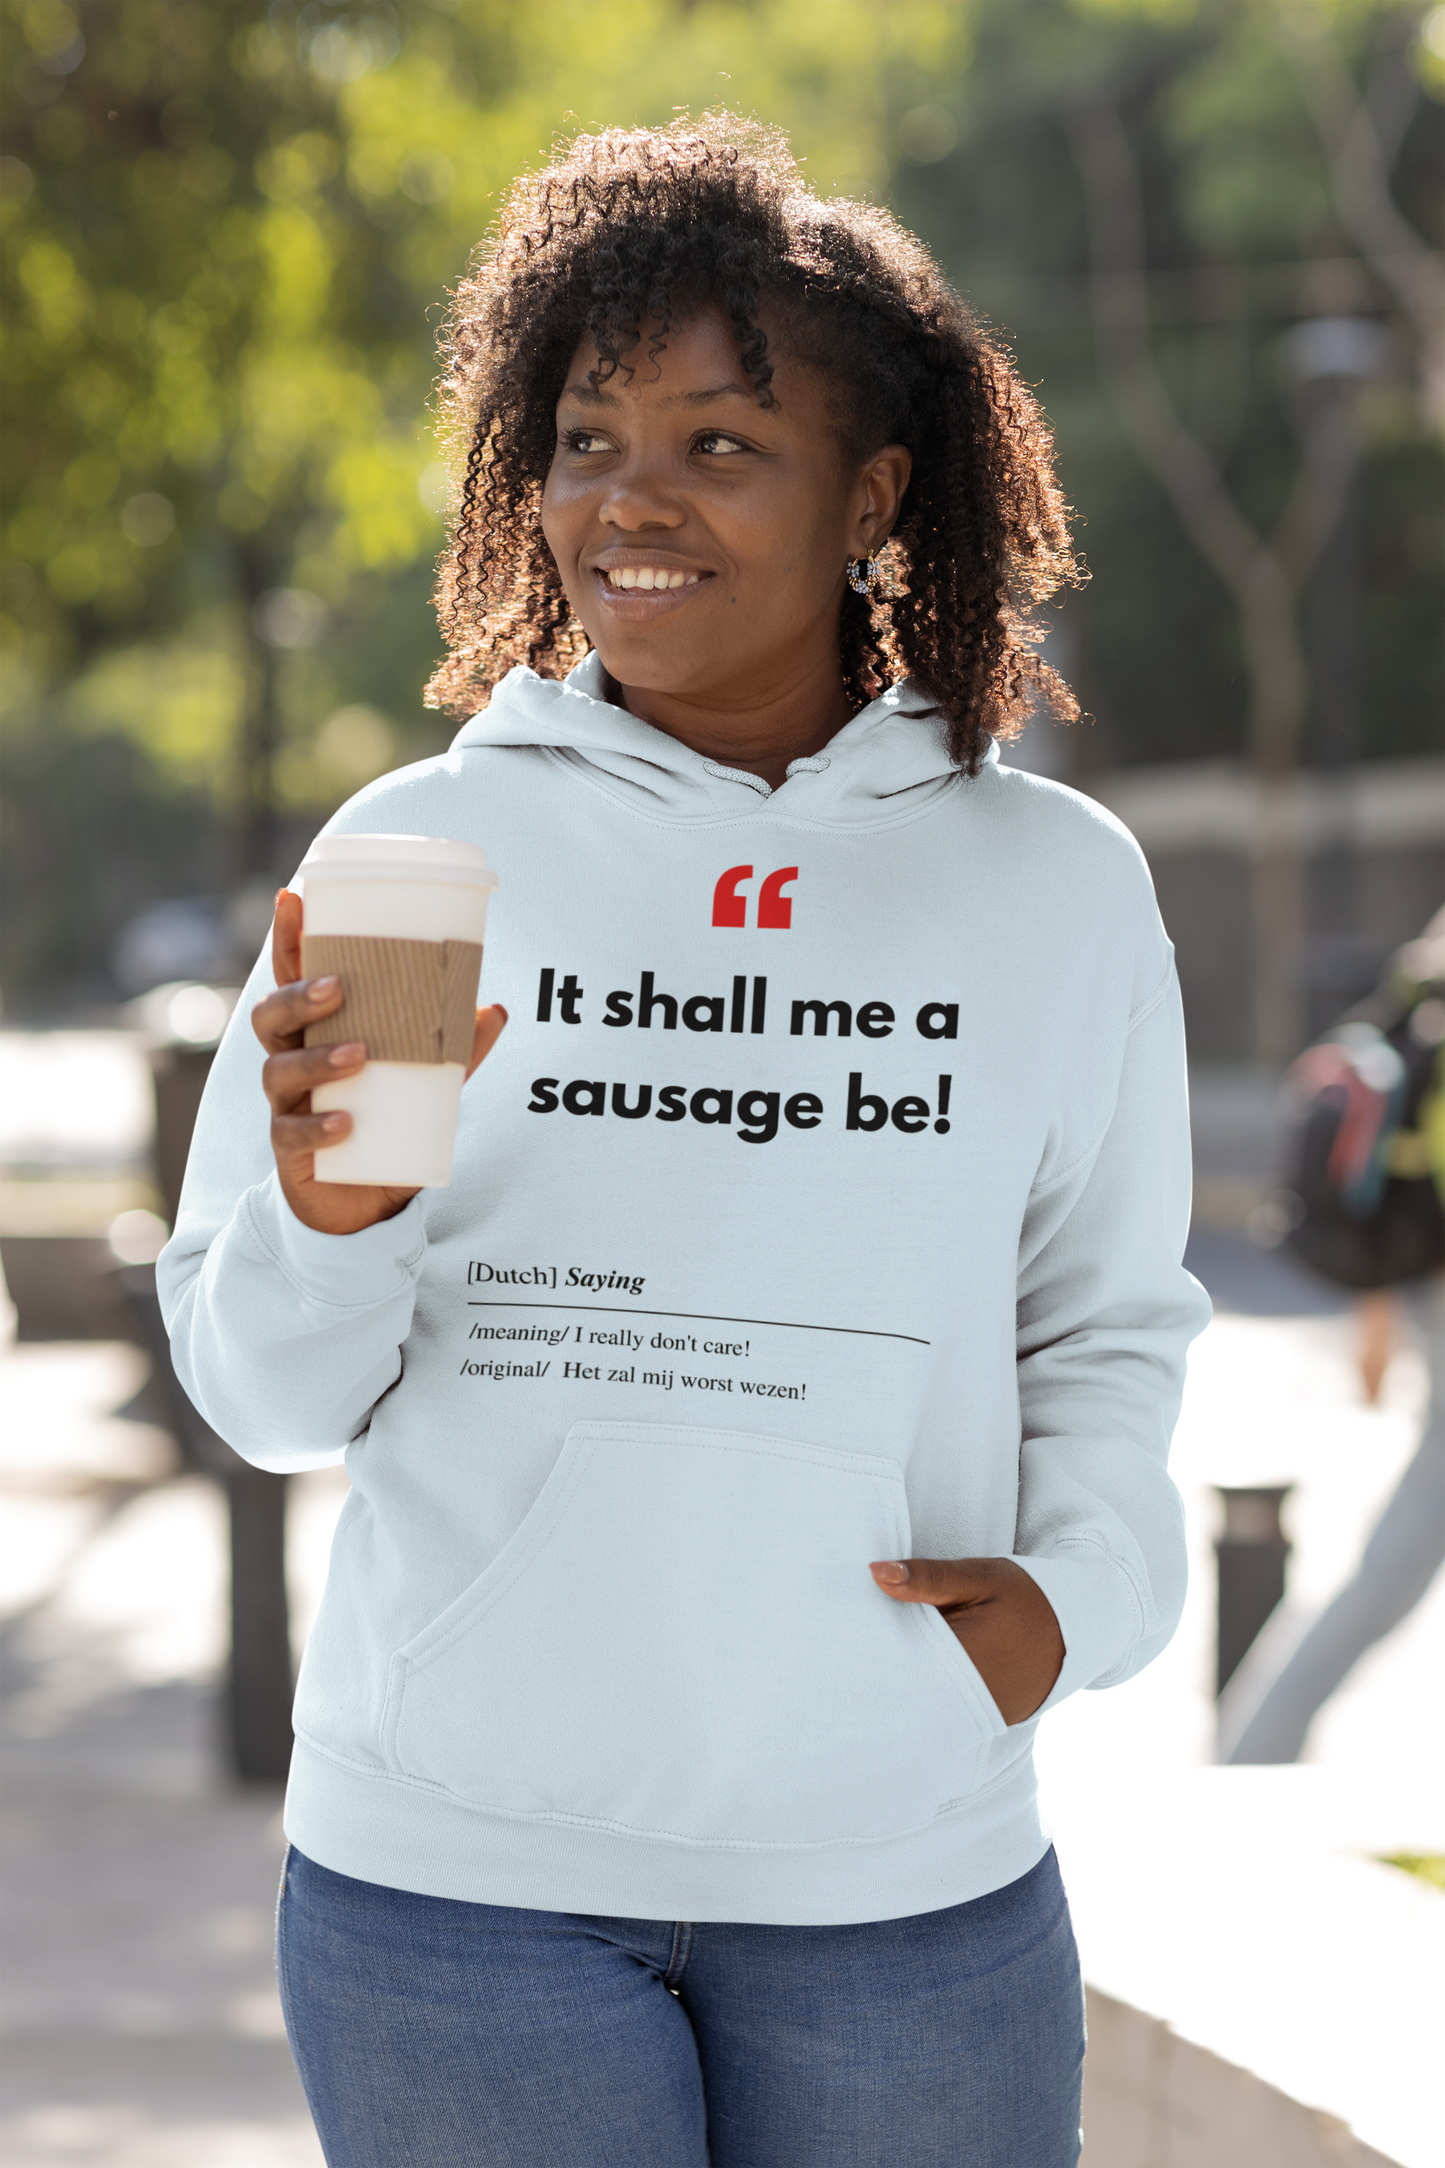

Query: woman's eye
left=565, top=431, right=612, bottom=454
left=693, top=432, right=747, bottom=456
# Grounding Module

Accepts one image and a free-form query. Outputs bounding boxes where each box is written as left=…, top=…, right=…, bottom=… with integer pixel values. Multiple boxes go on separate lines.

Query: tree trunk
left=234, top=542, right=283, bottom=883
left=1065, top=98, right=1360, bottom=1064
left=1238, top=569, right=1312, bottom=1062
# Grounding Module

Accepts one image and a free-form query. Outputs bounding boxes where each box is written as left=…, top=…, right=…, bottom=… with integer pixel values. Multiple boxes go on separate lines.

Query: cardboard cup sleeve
left=301, top=934, right=483, bottom=1066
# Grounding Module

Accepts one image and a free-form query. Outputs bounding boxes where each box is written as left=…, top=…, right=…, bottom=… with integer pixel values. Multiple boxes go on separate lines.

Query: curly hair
left=424, top=113, right=1083, bottom=773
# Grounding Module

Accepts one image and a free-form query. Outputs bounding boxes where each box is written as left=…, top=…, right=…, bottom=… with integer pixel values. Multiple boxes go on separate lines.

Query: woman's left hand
left=868, top=1556, right=1065, bottom=1725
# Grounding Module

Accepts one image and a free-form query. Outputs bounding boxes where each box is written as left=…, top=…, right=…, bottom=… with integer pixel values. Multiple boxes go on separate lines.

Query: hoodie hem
left=282, top=1735, right=1049, bottom=1927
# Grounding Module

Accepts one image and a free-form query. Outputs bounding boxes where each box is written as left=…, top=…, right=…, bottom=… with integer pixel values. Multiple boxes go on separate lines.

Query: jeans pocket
left=380, top=1421, right=1005, bottom=1846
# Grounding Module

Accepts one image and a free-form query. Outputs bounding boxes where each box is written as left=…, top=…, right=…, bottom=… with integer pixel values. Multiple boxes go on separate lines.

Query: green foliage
left=1377, top=1851, right=1445, bottom=1889
left=1, top=0, right=965, bottom=644
left=1167, top=19, right=1332, bottom=255
left=895, top=0, right=1442, bottom=768
left=0, top=0, right=1440, bottom=1004
left=0, top=0, right=964, bottom=815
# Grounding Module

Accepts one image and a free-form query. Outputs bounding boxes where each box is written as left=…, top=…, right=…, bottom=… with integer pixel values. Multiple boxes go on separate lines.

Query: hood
left=449, top=651, right=994, bottom=828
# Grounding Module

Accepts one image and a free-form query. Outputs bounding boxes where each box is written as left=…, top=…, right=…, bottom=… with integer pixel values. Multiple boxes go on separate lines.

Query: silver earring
left=846, top=554, right=881, bottom=596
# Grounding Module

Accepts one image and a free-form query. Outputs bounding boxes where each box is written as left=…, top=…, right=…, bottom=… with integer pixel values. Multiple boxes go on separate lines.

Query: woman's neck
left=606, top=648, right=855, bottom=791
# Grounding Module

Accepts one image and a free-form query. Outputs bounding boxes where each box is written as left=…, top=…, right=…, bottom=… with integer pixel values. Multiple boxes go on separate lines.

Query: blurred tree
left=1, top=0, right=1439, bottom=1027
left=890, top=0, right=1442, bottom=1055
left=0, top=0, right=961, bottom=1002
left=1, top=0, right=510, bottom=903
left=1063, top=3, right=1441, bottom=1056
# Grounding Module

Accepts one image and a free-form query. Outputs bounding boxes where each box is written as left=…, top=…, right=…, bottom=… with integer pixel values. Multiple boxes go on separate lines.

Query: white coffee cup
left=298, top=834, right=499, bottom=1188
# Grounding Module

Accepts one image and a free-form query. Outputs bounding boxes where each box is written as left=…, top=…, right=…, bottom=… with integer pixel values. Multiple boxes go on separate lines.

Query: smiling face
left=540, top=304, right=910, bottom=768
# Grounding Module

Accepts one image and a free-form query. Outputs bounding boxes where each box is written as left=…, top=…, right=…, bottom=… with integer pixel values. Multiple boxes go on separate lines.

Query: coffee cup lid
left=299, top=833, right=499, bottom=889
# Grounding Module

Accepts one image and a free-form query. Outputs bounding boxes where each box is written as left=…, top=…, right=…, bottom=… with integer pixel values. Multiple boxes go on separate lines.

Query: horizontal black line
left=466, top=1301, right=929, bottom=1345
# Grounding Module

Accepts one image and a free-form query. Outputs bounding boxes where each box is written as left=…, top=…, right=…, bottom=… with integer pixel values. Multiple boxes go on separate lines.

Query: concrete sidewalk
left=1, top=1277, right=1440, bottom=2165
left=0, top=1341, right=337, bottom=2167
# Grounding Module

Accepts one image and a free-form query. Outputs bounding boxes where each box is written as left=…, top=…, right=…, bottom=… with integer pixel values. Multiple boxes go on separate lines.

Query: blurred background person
left=1223, top=909, right=1445, bottom=1763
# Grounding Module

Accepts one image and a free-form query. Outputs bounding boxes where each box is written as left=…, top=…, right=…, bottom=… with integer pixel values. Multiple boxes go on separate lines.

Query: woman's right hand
left=252, top=888, right=507, bottom=1236
left=252, top=889, right=416, bottom=1235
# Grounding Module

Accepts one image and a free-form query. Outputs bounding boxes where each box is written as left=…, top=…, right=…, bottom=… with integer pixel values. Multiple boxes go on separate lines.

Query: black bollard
left=149, top=1044, right=219, bottom=1229
left=226, top=1462, right=296, bottom=1781
left=133, top=1015, right=294, bottom=1783
left=1214, top=1486, right=1292, bottom=1697
left=120, top=1264, right=294, bottom=1781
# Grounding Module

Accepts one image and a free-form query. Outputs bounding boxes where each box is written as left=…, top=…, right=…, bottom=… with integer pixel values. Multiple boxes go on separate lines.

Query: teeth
left=606, top=568, right=700, bottom=590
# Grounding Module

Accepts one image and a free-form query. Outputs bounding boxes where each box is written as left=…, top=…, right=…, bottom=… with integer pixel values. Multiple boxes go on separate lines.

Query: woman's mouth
left=600, top=566, right=704, bottom=591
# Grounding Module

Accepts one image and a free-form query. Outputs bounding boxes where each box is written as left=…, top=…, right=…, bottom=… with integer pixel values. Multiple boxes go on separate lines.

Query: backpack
left=1278, top=930, right=1445, bottom=1292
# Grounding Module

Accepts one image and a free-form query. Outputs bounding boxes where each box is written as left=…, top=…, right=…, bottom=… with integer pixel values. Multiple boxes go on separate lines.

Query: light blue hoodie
left=160, top=655, right=1210, bottom=1926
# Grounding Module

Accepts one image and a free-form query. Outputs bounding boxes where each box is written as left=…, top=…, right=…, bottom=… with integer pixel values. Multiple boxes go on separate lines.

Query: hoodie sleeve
left=155, top=945, right=428, bottom=1474
left=1009, top=961, right=1212, bottom=1706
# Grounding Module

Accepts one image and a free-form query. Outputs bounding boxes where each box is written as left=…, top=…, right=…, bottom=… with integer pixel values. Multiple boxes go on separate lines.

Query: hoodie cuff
left=1012, top=1549, right=1142, bottom=1712
left=247, top=1174, right=427, bottom=1308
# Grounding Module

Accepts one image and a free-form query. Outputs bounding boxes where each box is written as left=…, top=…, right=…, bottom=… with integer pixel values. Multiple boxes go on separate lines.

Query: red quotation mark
left=712, top=865, right=798, bottom=929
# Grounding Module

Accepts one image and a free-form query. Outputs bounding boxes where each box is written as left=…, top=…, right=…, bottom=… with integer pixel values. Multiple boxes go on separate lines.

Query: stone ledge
left=1083, top=1988, right=1402, bottom=2168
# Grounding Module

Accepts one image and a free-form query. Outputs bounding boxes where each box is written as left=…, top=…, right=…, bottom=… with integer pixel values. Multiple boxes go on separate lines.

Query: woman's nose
left=597, top=462, right=687, bottom=531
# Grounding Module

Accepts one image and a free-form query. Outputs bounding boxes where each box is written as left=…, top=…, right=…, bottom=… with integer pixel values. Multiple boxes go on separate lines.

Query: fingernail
left=872, top=1561, right=909, bottom=1584
left=493, top=1005, right=508, bottom=1023
left=321, top=1113, right=347, bottom=1133
left=309, top=977, right=338, bottom=999
left=329, top=1042, right=364, bottom=1066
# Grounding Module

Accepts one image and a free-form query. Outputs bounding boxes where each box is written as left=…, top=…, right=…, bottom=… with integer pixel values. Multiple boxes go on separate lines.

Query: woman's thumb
left=871, top=1556, right=939, bottom=1602
left=870, top=1556, right=992, bottom=1606
left=466, top=1004, right=508, bottom=1079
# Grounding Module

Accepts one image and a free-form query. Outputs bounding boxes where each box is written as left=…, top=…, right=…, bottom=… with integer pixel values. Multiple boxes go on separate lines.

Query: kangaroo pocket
left=380, top=1422, right=1007, bottom=1846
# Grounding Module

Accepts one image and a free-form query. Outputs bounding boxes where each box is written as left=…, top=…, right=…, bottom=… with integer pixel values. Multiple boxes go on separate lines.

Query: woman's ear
left=848, top=443, right=912, bottom=558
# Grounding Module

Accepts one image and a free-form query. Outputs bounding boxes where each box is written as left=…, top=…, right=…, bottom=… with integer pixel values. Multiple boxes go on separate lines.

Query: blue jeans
left=277, top=1844, right=1084, bottom=2167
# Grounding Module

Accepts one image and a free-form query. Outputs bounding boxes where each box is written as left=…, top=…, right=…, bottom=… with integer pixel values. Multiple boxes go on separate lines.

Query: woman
left=161, top=117, right=1210, bottom=2168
